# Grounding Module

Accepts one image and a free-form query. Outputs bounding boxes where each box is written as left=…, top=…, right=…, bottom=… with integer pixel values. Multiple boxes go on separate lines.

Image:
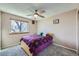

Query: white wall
left=0, top=12, right=1, bottom=50
left=78, top=11, right=79, bottom=54
left=37, top=9, right=77, bottom=50
left=1, top=12, right=37, bottom=49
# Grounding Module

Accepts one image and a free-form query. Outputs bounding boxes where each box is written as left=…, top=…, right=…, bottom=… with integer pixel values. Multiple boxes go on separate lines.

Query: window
left=10, top=19, right=29, bottom=34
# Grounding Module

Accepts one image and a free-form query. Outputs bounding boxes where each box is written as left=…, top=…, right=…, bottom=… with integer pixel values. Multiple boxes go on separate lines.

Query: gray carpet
left=0, top=44, right=77, bottom=56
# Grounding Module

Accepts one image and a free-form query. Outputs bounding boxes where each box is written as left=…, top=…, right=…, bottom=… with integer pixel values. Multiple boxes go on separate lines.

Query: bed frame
left=20, top=41, right=32, bottom=56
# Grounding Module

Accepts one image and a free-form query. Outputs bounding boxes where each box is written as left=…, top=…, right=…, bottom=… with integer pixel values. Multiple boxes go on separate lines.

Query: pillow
left=40, top=32, right=44, bottom=36
left=46, top=33, right=53, bottom=36
left=46, top=33, right=53, bottom=40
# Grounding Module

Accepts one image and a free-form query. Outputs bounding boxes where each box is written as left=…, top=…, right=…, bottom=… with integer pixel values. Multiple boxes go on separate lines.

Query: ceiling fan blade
left=39, top=15, right=45, bottom=18
left=36, top=13, right=45, bottom=18
left=38, top=10, right=45, bottom=14
left=27, top=15, right=32, bottom=16
left=27, top=14, right=34, bottom=16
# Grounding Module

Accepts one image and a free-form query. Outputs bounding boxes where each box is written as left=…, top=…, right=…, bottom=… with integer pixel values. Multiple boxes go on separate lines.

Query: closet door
left=78, top=11, right=79, bottom=55
left=0, top=12, right=1, bottom=50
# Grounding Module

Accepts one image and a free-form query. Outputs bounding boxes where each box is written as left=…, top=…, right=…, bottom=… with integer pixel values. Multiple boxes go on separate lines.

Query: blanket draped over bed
left=20, top=34, right=53, bottom=56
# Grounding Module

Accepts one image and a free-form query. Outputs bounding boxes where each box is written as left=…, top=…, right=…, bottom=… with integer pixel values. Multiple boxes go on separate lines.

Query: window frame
left=9, top=19, right=29, bottom=34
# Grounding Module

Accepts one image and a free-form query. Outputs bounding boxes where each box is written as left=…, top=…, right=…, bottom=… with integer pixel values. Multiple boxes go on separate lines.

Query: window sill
left=9, top=32, right=29, bottom=35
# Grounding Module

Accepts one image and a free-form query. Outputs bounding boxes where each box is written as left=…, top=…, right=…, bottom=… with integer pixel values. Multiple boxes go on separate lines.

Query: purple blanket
left=21, top=34, right=42, bottom=45
left=21, top=34, right=53, bottom=56
left=21, top=34, right=42, bottom=42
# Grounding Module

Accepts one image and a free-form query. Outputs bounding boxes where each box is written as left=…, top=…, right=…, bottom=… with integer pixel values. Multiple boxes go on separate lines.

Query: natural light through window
left=10, top=20, right=29, bottom=34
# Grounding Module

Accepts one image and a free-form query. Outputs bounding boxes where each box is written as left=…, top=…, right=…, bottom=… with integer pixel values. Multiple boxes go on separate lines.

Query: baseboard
left=1, top=43, right=19, bottom=50
left=53, top=43, right=77, bottom=53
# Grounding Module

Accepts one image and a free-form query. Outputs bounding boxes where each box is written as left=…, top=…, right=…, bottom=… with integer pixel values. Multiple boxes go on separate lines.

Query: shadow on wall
left=53, top=34, right=73, bottom=48
left=53, top=34, right=77, bottom=52
left=53, top=34, right=62, bottom=44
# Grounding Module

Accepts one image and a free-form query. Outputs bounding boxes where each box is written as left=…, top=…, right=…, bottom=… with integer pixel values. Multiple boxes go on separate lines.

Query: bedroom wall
left=37, top=9, right=77, bottom=50
left=0, top=11, right=1, bottom=50
left=1, top=12, right=37, bottom=49
left=78, top=11, right=79, bottom=54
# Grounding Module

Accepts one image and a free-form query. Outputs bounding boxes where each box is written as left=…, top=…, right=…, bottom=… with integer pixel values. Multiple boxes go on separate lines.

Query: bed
left=20, top=34, right=53, bottom=56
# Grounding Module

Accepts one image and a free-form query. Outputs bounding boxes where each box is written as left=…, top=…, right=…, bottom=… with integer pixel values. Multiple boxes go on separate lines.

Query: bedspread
left=20, top=34, right=53, bottom=56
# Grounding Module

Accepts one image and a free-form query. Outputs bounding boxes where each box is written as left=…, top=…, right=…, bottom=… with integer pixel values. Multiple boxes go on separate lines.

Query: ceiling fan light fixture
left=34, top=14, right=38, bottom=18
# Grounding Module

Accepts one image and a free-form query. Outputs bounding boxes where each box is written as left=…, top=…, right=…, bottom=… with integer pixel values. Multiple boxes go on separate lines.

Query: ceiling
left=0, top=3, right=79, bottom=20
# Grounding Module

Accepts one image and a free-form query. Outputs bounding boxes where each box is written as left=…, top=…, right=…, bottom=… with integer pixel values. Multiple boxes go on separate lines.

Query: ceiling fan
left=27, top=9, right=45, bottom=19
